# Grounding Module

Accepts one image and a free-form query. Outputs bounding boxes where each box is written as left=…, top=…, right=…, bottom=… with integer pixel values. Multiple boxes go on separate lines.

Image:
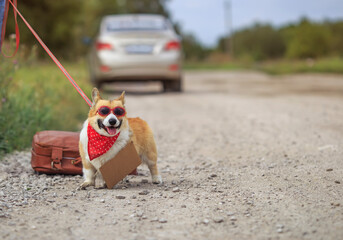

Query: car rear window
left=106, top=17, right=168, bottom=32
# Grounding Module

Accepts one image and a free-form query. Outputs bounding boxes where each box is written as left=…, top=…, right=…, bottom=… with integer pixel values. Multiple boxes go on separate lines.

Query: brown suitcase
left=31, top=131, right=82, bottom=175
left=31, top=130, right=138, bottom=175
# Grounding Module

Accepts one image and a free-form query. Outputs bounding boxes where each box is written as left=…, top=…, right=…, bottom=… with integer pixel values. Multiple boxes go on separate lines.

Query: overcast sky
left=167, top=0, right=343, bottom=46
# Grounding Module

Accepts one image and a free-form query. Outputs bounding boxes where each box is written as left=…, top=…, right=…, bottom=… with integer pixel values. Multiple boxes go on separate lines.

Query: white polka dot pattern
left=87, top=123, right=120, bottom=160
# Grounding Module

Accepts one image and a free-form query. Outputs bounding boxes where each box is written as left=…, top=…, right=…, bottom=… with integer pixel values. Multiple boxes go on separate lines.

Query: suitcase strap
left=51, top=147, right=63, bottom=170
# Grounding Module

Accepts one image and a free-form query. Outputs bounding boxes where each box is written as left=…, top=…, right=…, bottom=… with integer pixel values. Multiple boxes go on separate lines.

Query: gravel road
left=1, top=71, right=343, bottom=240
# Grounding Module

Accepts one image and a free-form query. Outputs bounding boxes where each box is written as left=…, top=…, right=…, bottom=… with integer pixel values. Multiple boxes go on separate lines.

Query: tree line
left=217, top=18, right=343, bottom=61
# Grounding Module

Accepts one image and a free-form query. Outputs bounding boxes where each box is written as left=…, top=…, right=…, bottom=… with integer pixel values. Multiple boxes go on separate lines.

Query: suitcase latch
left=71, top=157, right=82, bottom=165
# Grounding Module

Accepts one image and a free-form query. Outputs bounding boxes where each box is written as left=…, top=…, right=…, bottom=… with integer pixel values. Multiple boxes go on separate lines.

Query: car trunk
left=107, top=31, right=172, bottom=39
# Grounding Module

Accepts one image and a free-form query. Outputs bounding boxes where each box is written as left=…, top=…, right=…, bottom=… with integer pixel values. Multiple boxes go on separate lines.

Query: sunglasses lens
left=98, top=107, right=110, bottom=116
left=114, top=107, right=125, bottom=116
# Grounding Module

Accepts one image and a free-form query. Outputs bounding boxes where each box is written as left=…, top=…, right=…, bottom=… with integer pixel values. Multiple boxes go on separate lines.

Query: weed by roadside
left=256, top=57, right=343, bottom=75
left=184, top=57, right=343, bottom=75
left=0, top=49, right=92, bottom=158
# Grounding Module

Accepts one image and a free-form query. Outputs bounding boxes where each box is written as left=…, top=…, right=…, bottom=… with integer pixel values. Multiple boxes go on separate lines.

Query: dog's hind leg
left=141, top=152, right=162, bottom=184
left=149, top=163, right=162, bottom=184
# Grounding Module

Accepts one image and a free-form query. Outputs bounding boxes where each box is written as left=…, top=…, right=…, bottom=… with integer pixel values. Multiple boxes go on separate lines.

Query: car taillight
left=164, top=41, right=180, bottom=51
left=169, top=64, right=179, bottom=71
left=100, top=65, right=110, bottom=72
left=96, top=42, right=112, bottom=51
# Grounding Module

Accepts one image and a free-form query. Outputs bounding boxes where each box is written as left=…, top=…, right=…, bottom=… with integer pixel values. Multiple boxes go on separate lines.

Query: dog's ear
left=91, top=88, right=101, bottom=106
left=117, top=91, right=125, bottom=104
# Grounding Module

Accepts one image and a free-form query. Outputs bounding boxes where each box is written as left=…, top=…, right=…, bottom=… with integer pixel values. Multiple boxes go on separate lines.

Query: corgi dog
left=78, top=88, right=162, bottom=189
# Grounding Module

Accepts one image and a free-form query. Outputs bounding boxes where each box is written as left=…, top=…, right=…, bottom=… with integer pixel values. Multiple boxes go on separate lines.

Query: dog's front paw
left=77, top=181, right=93, bottom=190
left=152, top=175, right=163, bottom=184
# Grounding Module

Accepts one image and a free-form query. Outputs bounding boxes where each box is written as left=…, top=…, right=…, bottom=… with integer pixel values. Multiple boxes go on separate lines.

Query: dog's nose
left=109, top=118, right=117, bottom=126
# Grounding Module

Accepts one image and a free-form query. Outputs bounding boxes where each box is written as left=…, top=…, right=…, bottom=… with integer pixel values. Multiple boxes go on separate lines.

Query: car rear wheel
left=163, top=78, right=182, bottom=92
left=95, top=81, right=103, bottom=90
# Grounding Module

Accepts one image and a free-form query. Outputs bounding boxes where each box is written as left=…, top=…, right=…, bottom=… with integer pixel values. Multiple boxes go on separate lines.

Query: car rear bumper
left=97, top=65, right=181, bottom=82
left=92, top=51, right=182, bottom=82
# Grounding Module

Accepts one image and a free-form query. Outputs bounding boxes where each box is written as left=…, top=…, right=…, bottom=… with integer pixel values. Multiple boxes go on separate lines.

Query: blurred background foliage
left=218, top=18, right=343, bottom=61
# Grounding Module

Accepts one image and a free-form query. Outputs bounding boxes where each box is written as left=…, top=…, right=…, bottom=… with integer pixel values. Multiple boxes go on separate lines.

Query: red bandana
left=87, top=123, right=120, bottom=161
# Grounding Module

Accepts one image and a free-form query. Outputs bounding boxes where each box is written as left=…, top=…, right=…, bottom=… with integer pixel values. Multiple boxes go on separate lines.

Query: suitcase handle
left=33, top=144, right=79, bottom=158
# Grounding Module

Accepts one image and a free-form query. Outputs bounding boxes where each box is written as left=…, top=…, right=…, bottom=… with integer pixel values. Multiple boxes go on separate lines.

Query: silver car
left=89, top=14, right=182, bottom=92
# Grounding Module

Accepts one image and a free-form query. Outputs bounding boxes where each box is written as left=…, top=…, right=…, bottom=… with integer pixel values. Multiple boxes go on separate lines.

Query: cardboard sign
left=100, top=142, right=141, bottom=189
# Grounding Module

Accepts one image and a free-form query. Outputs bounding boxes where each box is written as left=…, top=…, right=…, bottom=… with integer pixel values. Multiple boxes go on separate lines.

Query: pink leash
left=6, top=0, right=92, bottom=107
left=1, top=0, right=20, bottom=57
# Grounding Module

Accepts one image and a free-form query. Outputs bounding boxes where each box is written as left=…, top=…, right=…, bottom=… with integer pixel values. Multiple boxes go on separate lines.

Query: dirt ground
left=1, top=71, right=343, bottom=240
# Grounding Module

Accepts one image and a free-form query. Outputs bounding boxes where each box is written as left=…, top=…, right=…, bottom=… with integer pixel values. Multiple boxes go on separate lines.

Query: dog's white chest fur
left=80, top=120, right=131, bottom=170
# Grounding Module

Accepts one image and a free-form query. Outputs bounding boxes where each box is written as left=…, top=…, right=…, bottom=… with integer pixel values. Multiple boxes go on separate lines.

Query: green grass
left=184, top=61, right=249, bottom=71
left=0, top=58, right=92, bottom=157
left=184, top=57, right=343, bottom=75
left=256, top=57, right=343, bottom=75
